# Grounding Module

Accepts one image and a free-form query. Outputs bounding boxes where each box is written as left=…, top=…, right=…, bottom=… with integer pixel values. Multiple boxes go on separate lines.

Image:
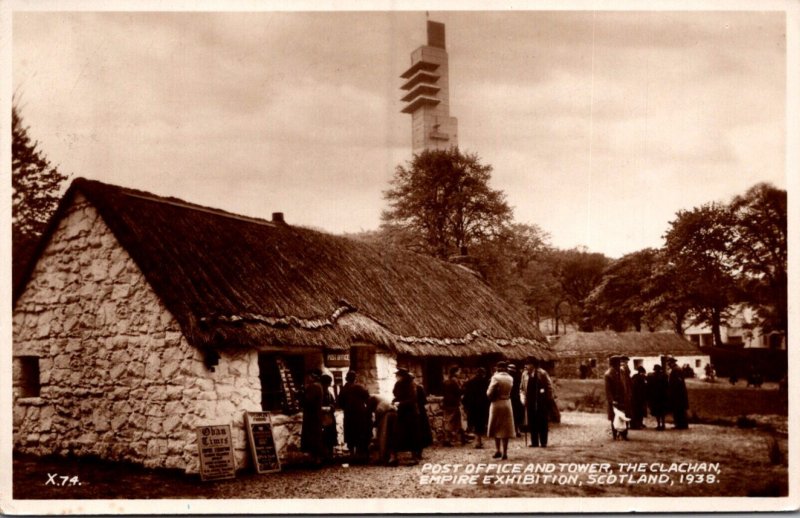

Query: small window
left=695, top=359, right=702, bottom=368
left=258, top=353, right=304, bottom=413
left=16, top=356, right=41, bottom=398
left=633, top=359, right=643, bottom=369
left=424, top=358, right=444, bottom=396
left=589, top=358, right=597, bottom=368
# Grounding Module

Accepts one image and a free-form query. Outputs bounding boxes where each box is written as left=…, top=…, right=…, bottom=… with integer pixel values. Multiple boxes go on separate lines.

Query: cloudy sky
left=11, top=8, right=788, bottom=258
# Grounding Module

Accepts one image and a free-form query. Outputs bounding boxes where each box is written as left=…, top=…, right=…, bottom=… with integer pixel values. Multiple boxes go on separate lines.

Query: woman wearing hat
left=391, top=368, right=422, bottom=465
left=301, top=369, right=325, bottom=465
left=486, top=361, right=515, bottom=459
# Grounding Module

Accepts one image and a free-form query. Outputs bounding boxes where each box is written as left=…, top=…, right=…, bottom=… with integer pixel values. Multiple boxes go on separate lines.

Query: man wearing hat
left=647, top=364, right=669, bottom=430
left=486, top=361, right=515, bottom=459
left=508, top=364, right=524, bottom=438
left=604, top=355, right=627, bottom=440
left=667, top=357, right=689, bottom=429
left=520, top=357, right=554, bottom=447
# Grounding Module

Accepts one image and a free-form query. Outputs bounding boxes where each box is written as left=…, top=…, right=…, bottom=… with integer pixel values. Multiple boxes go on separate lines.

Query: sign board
left=196, top=424, right=236, bottom=481
left=244, top=412, right=281, bottom=474
left=325, top=351, right=350, bottom=367
left=275, top=357, right=301, bottom=414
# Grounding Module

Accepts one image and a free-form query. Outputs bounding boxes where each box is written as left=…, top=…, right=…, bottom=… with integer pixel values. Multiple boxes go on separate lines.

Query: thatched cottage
left=552, top=331, right=709, bottom=379
left=12, top=178, right=553, bottom=473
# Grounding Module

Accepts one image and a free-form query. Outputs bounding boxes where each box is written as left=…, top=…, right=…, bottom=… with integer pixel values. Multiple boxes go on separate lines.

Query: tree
left=551, top=248, right=610, bottom=332
left=663, top=203, right=737, bottom=346
left=381, top=148, right=512, bottom=259
left=586, top=248, right=660, bottom=332
left=12, top=103, right=69, bottom=284
left=728, top=183, right=787, bottom=338
left=641, top=250, right=692, bottom=335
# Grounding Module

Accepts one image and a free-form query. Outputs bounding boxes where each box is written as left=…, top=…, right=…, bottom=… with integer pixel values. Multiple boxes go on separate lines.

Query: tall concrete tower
left=400, top=20, right=458, bottom=153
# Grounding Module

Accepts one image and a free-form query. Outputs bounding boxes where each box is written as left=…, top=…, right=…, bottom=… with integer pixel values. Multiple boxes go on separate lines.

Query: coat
left=604, top=367, right=624, bottom=421
left=417, top=384, right=434, bottom=448
left=668, top=368, right=689, bottom=412
left=337, top=381, right=371, bottom=449
left=300, top=380, right=324, bottom=455
left=631, top=372, right=648, bottom=419
left=462, top=374, right=490, bottom=435
left=647, top=370, right=669, bottom=417
left=392, top=377, right=421, bottom=452
left=520, top=368, right=554, bottom=420
left=486, top=371, right=515, bottom=438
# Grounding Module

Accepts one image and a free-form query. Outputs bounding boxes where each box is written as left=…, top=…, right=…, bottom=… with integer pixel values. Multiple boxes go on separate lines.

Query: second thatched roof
left=17, top=178, right=554, bottom=361
left=552, top=331, right=701, bottom=359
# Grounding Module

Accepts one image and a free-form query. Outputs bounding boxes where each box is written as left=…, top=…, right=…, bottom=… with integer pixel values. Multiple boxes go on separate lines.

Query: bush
left=575, top=389, right=603, bottom=413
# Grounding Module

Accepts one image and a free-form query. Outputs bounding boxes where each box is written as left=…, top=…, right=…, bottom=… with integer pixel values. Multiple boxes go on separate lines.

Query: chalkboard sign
left=196, top=424, right=236, bottom=481
left=245, top=412, right=281, bottom=474
left=275, top=357, right=301, bottom=414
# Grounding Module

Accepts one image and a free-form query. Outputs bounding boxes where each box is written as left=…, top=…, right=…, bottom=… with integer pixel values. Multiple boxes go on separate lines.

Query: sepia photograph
left=2, top=0, right=797, bottom=514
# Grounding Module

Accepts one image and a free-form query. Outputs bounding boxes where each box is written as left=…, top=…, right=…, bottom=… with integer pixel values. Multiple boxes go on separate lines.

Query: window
left=695, top=359, right=702, bottom=368
left=589, top=358, right=597, bottom=368
left=424, top=358, right=444, bottom=396
left=15, top=356, right=41, bottom=398
left=258, top=353, right=305, bottom=413
left=633, top=359, right=643, bottom=369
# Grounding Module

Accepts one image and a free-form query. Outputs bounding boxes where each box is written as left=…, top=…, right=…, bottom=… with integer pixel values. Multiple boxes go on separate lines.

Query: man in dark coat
left=300, top=369, right=325, bottom=465
left=509, top=364, right=524, bottom=437
left=392, top=368, right=422, bottom=464
left=630, top=366, right=648, bottom=429
left=647, top=364, right=669, bottom=430
left=337, top=370, right=371, bottom=463
left=604, top=355, right=628, bottom=440
left=667, top=357, right=689, bottom=429
left=462, top=367, right=490, bottom=448
left=320, top=374, right=337, bottom=462
left=520, top=357, right=554, bottom=447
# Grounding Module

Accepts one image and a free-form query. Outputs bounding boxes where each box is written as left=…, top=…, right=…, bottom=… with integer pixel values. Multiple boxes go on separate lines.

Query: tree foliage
left=586, top=248, right=661, bottom=332
left=728, top=183, right=787, bottom=335
left=12, top=104, right=69, bottom=281
left=381, top=148, right=512, bottom=259
left=551, top=248, right=610, bottom=332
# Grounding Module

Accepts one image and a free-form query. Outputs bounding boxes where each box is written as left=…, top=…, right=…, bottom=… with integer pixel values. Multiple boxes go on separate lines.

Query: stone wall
left=374, top=351, right=398, bottom=397
left=12, top=195, right=264, bottom=473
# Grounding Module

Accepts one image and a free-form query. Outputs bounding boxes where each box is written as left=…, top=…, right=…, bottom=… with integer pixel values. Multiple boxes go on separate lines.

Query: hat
left=666, top=356, right=678, bottom=364
left=395, top=367, right=410, bottom=377
left=508, top=364, right=517, bottom=371
left=495, top=361, right=508, bottom=370
left=619, top=355, right=630, bottom=362
left=309, top=368, right=323, bottom=378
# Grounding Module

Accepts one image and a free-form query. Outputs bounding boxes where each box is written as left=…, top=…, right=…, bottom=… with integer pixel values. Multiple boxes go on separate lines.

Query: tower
left=400, top=20, right=458, bottom=153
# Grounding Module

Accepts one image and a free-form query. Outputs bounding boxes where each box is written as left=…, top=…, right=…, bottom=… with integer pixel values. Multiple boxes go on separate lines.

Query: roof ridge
left=74, top=177, right=278, bottom=229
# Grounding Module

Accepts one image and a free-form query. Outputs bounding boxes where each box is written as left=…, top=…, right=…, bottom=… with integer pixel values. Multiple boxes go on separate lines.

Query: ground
left=12, top=411, right=787, bottom=500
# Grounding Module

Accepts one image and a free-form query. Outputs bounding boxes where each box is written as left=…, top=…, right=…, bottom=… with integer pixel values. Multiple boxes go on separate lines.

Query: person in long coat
left=520, top=357, right=554, bottom=447
left=486, top=361, right=515, bottom=459
left=462, top=367, right=490, bottom=449
left=647, top=364, right=669, bottom=430
left=630, top=366, right=648, bottom=430
left=300, top=369, right=325, bottom=465
left=667, top=358, right=689, bottom=429
left=392, top=368, right=422, bottom=464
left=441, top=367, right=464, bottom=446
left=320, top=374, right=337, bottom=461
left=604, top=355, right=627, bottom=440
left=337, top=370, right=371, bottom=463
left=415, top=378, right=433, bottom=452
left=509, top=364, right=524, bottom=437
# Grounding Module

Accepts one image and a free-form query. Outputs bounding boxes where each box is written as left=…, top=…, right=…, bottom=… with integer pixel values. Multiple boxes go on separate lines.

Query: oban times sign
left=196, top=424, right=236, bottom=481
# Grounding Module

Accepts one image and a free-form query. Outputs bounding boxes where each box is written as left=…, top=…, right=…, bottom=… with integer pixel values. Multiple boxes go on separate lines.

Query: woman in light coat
left=486, top=361, right=515, bottom=460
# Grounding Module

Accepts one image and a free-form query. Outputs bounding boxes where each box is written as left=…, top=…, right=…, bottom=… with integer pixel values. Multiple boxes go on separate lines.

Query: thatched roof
left=16, top=178, right=553, bottom=360
left=552, top=331, right=702, bottom=359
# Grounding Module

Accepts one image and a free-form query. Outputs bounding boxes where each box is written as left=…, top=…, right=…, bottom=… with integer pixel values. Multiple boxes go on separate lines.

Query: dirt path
left=13, top=412, right=787, bottom=500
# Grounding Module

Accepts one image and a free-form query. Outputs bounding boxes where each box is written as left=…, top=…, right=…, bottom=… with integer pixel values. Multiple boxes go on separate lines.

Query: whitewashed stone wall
left=375, top=351, right=397, bottom=397
left=12, top=195, right=264, bottom=473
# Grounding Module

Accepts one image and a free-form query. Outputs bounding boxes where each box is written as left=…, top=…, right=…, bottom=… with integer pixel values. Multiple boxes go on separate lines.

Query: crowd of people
left=299, top=358, right=557, bottom=466
left=603, top=355, right=689, bottom=440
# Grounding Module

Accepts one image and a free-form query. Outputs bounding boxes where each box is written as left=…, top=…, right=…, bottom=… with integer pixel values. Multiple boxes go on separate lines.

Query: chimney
left=272, top=212, right=285, bottom=224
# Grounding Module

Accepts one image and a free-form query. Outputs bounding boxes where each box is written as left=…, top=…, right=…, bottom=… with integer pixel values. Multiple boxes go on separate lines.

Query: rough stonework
left=12, top=195, right=263, bottom=473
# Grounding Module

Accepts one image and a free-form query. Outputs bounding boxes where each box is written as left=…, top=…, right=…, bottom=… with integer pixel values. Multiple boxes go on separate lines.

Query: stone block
left=162, top=415, right=181, bottom=434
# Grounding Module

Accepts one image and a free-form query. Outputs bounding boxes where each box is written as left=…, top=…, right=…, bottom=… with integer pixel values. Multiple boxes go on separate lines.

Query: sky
left=11, top=8, right=788, bottom=258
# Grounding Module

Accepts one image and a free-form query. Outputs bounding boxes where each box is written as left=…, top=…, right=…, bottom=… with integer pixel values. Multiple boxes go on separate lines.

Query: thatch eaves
left=552, top=331, right=701, bottom=359
left=16, top=178, right=552, bottom=360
